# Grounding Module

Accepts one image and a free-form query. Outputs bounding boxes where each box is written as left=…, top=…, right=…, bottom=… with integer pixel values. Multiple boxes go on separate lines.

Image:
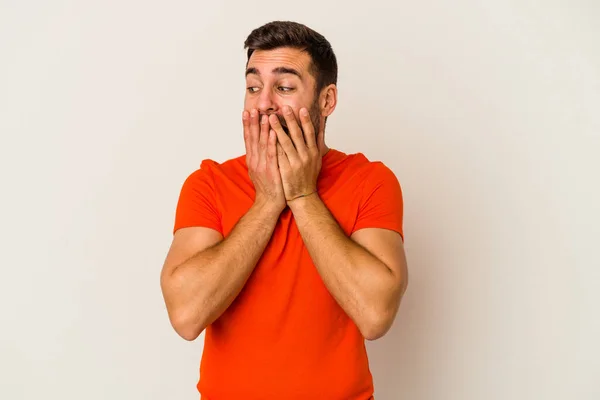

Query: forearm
left=167, top=202, right=280, bottom=338
left=289, top=195, right=400, bottom=338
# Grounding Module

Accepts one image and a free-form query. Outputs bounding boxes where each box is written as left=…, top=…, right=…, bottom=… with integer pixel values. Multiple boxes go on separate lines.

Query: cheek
left=243, top=96, right=256, bottom=110
left=279, top=100, right=304, bottom=115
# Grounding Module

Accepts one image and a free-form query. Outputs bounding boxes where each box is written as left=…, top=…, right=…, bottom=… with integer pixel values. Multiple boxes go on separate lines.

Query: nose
left=257, top=88, right=278, bottom=115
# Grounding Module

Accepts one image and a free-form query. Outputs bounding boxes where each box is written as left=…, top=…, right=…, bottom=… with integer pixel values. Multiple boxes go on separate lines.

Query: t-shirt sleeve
left=172, top=163, right=222, bottom=235
left=352, top=162, right=404, bottom=240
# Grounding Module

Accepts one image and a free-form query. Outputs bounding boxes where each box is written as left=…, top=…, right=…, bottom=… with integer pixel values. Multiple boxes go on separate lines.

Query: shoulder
left=365, top=161, right=401, bottom=186
left=333, top=148, right=400, bottom=185
left=183, top=154, right=247, bottom=185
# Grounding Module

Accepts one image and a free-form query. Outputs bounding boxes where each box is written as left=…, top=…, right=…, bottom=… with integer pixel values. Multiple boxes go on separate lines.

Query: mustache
left=260, top=113, right=290, bottom=134
left=259, top=110, right=320, bottom=137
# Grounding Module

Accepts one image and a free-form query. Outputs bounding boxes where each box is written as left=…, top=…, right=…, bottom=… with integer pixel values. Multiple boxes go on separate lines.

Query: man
left=160, top=21, right=408, bottom=400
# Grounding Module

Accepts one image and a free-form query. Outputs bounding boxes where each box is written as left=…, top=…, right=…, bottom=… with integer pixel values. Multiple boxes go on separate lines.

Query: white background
left=1, top=1, right=599, bottom=399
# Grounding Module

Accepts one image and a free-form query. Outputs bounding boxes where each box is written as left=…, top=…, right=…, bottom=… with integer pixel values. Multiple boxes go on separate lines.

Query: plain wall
left=1, top=1, right=598, bottom=399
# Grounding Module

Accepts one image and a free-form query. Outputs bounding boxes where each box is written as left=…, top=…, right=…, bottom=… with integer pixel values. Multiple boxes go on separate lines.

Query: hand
left=268, top=106, right=322, bottom=203
left=243, top=109, right=286, bottom=213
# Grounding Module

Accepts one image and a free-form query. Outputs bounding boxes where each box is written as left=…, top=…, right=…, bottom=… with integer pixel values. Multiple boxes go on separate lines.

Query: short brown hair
left=244, top=21, right=338, bottom=96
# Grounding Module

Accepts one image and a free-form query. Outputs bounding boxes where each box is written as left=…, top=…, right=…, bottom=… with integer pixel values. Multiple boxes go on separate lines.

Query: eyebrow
left=245, top=66, right=302, bottom=78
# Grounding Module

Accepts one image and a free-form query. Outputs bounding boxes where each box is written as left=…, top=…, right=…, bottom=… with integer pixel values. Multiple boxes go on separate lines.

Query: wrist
left=287, top=191, right=320, bottom=212
left=286, top=190, right=318, bottom=203
left=251, top=199, right=285, bottom=221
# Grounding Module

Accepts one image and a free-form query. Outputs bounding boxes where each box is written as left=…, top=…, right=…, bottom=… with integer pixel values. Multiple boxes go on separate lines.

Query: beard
left=268, top=100, right=321, bottom=141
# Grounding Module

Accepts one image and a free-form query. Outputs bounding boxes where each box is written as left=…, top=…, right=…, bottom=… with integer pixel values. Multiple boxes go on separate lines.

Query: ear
left=319, top=84, right=337, bottom=117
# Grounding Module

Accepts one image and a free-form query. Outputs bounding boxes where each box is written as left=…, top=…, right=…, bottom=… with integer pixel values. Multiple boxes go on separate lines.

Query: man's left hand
left=268, top=106, right=322, bottom=203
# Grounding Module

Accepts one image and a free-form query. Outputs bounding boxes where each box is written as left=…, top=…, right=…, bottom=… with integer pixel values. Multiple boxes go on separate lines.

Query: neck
left=318, top=127, right=329, bottom=157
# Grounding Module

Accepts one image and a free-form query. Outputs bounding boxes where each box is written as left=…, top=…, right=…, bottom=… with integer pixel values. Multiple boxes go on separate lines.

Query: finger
left=299, top=107, right=317, bottom=150
left=282, top=105, right=308, bottom=157
left=276, top=140, right=291, bottom=172
left=242, top=110, right=251, bottom=159
left=250, top=109, right=260, bottom=165
left=258, top=113, right=269, bottom=168
left=269, top=113, right=299, bottom=164
left=267, top=129, right=279, bottom=173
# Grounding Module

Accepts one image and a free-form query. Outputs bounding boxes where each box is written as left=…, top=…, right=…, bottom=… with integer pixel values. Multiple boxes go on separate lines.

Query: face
left=244, top=47, right=322, bottom=137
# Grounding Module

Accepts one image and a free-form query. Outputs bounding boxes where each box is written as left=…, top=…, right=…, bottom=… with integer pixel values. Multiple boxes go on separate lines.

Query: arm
left=160, top=202, right=280, bottom=341
left=288, top=195, right=408, bottom=340
left=269, top=105, right=407, bottom=340
left=160, top=109, right=286, bottom=341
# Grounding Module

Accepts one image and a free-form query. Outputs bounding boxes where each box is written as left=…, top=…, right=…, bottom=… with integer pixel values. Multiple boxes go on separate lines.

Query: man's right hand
left=162, top=109, right=287, bottom=340
left=243, top=109, right=286, bottom=214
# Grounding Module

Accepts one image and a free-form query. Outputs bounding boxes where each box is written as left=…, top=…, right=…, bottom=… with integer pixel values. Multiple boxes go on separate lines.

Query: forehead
left=246, top=47, right=313, bottom=77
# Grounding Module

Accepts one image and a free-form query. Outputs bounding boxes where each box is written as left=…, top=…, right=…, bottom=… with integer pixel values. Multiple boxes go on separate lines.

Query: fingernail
left=251, top=109, right=257, bottom=117
left=300, top=108, right=308, bottom=116
left=261, top=114, right=268, bottom=124
left=242, top=111, right=249, bottom=120
left=284, top=106, right=292, bottom=115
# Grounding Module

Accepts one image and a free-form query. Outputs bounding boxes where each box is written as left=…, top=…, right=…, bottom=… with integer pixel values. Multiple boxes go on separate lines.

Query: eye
left=247, top=87, right=260, bottom=93
left=278, top=87, right=294, bottom=92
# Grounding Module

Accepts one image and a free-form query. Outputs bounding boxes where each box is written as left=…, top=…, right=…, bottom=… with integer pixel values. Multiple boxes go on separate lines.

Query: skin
left=244, top=48, right=325, bottom=147
left=160, top=47, right=408, bottom=341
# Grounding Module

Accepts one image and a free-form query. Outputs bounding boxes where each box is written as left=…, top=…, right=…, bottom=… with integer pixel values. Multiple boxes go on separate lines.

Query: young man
left=160, top=21, right=408, bottom=400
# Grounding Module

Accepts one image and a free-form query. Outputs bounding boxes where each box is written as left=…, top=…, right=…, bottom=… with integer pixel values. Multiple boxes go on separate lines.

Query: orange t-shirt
left=173, top=148, right=404, bottom=400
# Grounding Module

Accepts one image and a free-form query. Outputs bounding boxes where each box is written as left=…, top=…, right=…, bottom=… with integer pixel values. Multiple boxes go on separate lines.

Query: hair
left=243, top=21, right=338, bottom=96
